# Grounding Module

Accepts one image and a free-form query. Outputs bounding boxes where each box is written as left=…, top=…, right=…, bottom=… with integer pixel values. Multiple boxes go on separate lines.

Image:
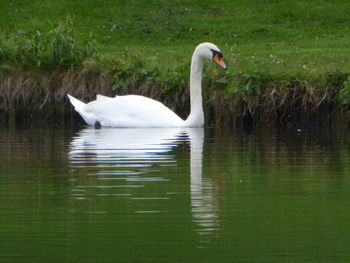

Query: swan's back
left=84, top=95, right=185, bottom=127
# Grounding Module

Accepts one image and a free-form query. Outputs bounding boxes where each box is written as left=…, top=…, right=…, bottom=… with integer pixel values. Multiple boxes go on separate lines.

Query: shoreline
left=0, top=67, right=348, bottom=128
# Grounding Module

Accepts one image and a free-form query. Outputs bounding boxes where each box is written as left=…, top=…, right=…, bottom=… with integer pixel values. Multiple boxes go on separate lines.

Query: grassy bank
left=1, top=0, right=350, bottom=126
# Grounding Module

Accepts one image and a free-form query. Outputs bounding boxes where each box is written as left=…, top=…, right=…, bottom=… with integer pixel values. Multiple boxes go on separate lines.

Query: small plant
left=0, top=17, right=96, bottom=71
left=337, top=76, right=350, bottom=106
left=222, top=72, right=262, bottom=102
left=48, top=19, right=96, bottom=70
left=0, top=35, right=11, bottom=61
left=108, top=53, right=149, bottom=92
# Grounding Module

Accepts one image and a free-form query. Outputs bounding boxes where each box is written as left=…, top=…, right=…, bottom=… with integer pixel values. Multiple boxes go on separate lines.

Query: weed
left=338, top=77, right=350, bottom=106
left=0, top=18, right=96, bottom=71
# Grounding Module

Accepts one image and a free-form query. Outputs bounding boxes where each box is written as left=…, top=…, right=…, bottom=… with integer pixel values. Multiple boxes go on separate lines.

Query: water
left=1, top=125, right=350, bottom=262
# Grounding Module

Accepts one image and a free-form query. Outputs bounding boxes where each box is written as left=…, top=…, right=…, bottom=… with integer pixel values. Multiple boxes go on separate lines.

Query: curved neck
left=185, top=53, right=204, bottom=127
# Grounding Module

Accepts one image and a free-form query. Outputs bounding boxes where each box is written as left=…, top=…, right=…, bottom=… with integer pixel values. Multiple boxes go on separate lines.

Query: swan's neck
left=185, top=54, right=204, bottom=127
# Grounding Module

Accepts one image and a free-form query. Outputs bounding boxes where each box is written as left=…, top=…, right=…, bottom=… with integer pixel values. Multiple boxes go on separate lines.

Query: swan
left=67, top=42, right=227, bottom=127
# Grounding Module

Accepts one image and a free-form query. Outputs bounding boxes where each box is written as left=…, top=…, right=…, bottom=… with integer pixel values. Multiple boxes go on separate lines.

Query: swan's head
left=195, top=42, right=227, bottom=70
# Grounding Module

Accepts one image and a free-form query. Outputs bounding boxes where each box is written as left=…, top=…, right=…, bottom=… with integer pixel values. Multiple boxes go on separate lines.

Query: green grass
left=1, top=0, right=350, bottom=65
left=1, top=0, right=350, bottom=123
left=1, top=0, right=350, bottom=71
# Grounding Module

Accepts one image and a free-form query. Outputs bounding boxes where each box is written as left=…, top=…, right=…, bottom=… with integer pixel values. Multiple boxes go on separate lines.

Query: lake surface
left=1, top=125, right=350, bottom=262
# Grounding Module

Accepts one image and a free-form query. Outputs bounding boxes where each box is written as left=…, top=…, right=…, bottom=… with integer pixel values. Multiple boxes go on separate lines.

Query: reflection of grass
left=1, top=0, right=350, bottom=124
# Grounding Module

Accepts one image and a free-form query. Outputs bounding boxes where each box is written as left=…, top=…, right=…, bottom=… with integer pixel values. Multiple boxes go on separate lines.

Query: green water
left=1, top=126, right=350, bottom=262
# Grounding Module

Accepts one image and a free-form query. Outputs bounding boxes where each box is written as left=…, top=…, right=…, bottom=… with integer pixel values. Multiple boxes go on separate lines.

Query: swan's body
left=67, top=93, right=185, bottom=127
left=67, top=42, right=226, bottom=128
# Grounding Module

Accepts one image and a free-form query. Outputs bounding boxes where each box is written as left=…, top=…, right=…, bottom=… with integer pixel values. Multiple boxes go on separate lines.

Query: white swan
left=67, top=42, right=226, bottom=128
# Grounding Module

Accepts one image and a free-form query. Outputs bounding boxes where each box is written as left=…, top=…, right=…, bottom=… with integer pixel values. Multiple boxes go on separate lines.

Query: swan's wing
left=96, top=94, right=113, bottom=102
left=85, top=95, right=185, bottom=127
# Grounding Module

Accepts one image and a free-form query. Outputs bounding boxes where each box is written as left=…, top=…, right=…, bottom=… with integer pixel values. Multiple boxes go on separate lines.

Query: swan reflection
left=69, top=127, right=219, bottom=237
left=69, top=128, right=185, bottom=163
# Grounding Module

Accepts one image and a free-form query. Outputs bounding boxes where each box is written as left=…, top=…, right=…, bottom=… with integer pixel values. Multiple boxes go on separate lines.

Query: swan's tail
left=67, top=94, right=96, bottom=125
left=67, top=94, right=86, bottom=112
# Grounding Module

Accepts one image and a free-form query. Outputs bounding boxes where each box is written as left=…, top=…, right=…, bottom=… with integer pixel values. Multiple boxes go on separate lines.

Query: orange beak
left=213, top=53, right=227, bottom=70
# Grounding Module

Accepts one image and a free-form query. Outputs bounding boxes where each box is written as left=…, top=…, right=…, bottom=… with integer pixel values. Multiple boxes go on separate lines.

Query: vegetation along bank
left=1, top=0, right=350, bottom=127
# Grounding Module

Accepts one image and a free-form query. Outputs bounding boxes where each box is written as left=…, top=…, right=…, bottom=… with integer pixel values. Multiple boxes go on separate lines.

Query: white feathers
left=67, top=42, right=224, bottom=128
